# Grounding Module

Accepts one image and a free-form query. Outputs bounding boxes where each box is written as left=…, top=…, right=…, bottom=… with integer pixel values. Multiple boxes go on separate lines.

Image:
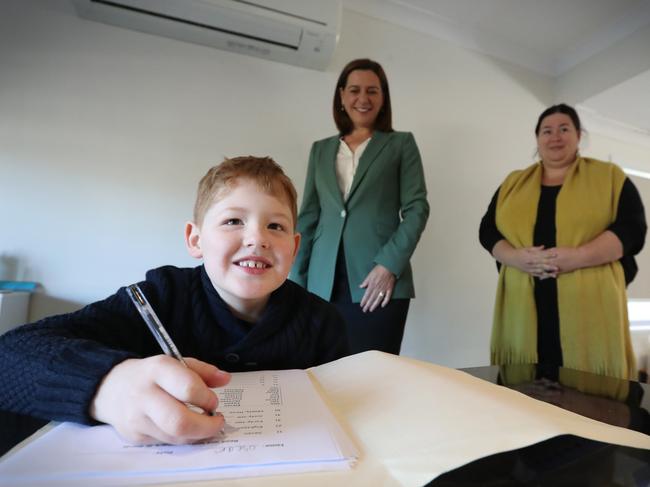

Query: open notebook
left=0, top=369, right=358, bottom=486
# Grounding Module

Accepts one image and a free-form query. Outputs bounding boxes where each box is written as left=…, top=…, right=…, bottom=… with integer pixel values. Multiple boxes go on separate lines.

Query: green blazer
left=290, top=131, right=429, bottom=302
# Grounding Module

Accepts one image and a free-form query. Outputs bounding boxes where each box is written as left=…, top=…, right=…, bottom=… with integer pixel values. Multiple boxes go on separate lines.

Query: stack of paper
left=0, top=369, right=358, bottom=486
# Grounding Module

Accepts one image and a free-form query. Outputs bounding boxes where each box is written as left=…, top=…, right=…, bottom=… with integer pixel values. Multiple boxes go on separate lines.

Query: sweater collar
left=199, top=265, right=291, bottom=348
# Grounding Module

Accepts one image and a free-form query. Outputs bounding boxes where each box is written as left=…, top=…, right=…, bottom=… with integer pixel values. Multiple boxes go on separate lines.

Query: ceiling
left=345, top=0, right=650, bottom=146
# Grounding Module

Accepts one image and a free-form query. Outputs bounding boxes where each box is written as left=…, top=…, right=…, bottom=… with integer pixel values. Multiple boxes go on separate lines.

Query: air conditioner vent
left=73, top=0, right=341, bottom=70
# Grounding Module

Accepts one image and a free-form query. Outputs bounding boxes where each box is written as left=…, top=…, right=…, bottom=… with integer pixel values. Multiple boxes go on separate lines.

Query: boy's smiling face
left=185, top=178, right=300, bottom=322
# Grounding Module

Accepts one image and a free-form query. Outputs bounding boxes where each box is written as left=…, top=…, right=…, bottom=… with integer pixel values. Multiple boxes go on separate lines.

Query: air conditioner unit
left=72, top=0, right=341, bottom=71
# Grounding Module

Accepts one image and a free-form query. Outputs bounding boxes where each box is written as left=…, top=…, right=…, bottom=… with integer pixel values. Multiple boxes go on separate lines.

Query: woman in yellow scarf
left=479, top=104, right=647, bottom=380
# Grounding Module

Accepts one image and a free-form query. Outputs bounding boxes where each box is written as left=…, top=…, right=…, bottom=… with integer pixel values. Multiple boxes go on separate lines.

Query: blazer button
left=340, top=209, right=346, bottom=218
left=225, top=353, right=240, bottom=364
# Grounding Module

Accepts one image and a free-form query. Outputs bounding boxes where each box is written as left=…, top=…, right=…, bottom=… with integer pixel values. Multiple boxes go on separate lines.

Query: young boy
left=0, top=156, right=348, bottom=445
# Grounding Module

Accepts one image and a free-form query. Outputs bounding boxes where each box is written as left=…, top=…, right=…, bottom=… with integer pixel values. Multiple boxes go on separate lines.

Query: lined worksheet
left=0, top=370, right=358, bottom=486
left=218, top=371, right=287, bottom=439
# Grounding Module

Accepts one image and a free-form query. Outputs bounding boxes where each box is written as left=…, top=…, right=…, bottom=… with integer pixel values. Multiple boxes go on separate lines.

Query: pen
left=126, top=284, right=187, bottom=365
left=126, top=283, right=215, bottom=416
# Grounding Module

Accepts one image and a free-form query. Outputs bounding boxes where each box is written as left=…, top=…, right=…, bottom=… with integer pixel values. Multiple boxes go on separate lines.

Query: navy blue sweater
left=0, top=266, right=348, bottom=424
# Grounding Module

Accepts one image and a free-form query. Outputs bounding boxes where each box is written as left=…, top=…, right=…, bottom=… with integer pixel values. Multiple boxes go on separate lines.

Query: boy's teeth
left=239, top=260, right=266, bottom=268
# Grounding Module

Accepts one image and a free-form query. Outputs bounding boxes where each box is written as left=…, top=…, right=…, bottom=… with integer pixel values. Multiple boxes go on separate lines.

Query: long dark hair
left=535, top=103, right=582, bottom=135
left=332, top=58, right=393, bottom=136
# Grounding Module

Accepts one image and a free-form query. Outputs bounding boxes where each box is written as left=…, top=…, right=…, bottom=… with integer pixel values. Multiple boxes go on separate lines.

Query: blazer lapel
left=347, top=131, right=390, bottom=200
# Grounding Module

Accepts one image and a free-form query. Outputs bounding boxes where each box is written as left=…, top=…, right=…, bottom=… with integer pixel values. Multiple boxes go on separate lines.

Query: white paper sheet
left=0, top=369, right=358, bottom=486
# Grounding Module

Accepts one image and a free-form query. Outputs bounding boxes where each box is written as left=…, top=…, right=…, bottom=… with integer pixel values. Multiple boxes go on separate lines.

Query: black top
left=479, top=178, right=647, bottom=284
left=533, top=186, right=563, bottom=365
left=0, top=265, right=348, bottom=425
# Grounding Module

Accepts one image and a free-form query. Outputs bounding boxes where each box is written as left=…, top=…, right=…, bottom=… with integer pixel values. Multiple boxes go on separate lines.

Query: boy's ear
left=185, top=221, right=203, bottom=259
left=291, top=232, right=301, bottom=261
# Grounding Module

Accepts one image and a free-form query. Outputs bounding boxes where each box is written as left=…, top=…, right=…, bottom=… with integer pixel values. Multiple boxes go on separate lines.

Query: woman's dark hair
left=332, top=58, right=393, bottom=135
left=535, top=103, right=582, bottom=135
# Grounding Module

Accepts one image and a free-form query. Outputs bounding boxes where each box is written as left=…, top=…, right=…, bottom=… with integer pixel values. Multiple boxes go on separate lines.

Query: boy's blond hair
left=194, top=156, right=298, bottom=228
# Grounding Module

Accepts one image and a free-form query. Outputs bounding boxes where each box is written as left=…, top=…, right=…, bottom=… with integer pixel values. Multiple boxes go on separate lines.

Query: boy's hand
left=90, top=355, right=231, bottom=445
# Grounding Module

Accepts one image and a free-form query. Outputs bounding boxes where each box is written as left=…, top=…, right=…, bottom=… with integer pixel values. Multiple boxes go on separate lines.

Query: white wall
left=1, top=0, right=648, bottom=368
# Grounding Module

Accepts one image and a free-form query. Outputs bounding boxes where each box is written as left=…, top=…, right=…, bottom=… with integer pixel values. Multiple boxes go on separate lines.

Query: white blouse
left=335, top=137, right=371, bottom=201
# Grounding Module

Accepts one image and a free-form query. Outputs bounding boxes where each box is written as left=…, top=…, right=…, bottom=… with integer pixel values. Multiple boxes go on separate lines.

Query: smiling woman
left=290, top=58, right=430, bottom=355
left=479, top=103, right=648, bottom=380
left=534, top=107, right=582, bottom=185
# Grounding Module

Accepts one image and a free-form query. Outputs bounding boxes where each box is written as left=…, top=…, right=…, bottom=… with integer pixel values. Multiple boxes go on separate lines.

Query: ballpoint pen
left=126, top=283, right=215, bottom=416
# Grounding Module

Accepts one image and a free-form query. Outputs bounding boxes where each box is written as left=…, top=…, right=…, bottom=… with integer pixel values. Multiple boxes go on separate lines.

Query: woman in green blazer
left=290, top=58, right=429, bottom=354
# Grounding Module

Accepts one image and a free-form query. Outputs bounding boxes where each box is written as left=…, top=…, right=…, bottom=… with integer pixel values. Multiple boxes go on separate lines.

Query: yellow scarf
left=492, top=157, right=636, bottom=380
